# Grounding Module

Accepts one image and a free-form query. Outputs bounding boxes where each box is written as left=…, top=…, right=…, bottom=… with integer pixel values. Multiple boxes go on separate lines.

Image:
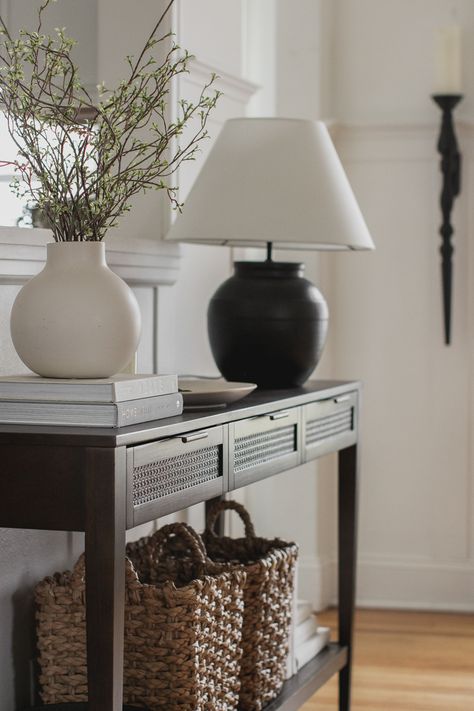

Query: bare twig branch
left=0, top=0, right=219, bottom=241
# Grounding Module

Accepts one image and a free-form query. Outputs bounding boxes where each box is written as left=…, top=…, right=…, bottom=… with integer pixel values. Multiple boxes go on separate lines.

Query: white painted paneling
left=168, top=39, right=256, bottom=377
left=324, top=122, right=474, bottom=608
left=0, top=286, right=26, bottom=374
left=96, top=0, right=174, bottom=244
left=133, top=286, right=155, bottom=374
left=464, top=144, right=474, bottom=587
left=289, top=0, right=474, bottom=612
left=275, top=0, right=331, bottom=120
left=242, top=0, right=276, bottom=116
left=244, top=460, right=338, bottom=611
left=177, top=0, right=243, bottom=78
left=242, top=0, right=335, bottom=611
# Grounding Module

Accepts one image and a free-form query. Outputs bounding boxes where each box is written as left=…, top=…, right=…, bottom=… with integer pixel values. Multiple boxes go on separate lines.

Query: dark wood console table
left=0, top=380, right=360, bottom=711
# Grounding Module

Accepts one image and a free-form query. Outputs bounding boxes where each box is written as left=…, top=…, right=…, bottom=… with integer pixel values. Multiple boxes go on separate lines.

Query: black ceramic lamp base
left=207, top=261, right=328, bottom=388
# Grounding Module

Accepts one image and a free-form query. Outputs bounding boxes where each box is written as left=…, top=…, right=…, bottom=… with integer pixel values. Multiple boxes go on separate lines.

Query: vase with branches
left=0, top=0, right=219, bottom=378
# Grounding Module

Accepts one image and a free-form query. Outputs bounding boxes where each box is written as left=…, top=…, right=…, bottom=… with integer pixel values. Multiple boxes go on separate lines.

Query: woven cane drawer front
left=303, top=392, right=358, bottom=461
left=231, top=408, right=300, bottom=488
left=127, top=426, right=226, bottom=526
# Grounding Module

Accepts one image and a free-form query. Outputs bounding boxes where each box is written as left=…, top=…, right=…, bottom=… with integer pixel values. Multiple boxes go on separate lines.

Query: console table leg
left=338, top=444, right=358, bottom=711
left=85, top=447, right=127, bottom=711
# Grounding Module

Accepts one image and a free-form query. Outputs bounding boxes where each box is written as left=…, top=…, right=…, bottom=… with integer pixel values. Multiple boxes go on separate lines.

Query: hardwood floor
left=301, top=608, right=474, bottom=710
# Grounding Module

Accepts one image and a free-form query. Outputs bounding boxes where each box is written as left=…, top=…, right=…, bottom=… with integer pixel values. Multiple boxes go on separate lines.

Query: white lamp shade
left=166, top=118, right=374, bottom=250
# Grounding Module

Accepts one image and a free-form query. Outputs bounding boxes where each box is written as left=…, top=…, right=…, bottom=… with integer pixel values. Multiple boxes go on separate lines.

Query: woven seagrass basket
left=36, top=523, right=246, bottom=711
left=202, top=501, right=298, bottom=711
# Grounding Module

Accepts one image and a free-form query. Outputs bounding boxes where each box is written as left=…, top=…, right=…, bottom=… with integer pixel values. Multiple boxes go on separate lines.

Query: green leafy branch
left=0, top=0, right=220, bottom=241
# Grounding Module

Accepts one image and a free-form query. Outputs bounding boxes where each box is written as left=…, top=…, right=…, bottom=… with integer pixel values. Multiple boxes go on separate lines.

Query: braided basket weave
left=36, top=523, right=246, bottom=711
left=202, top=501, right=298, bottom=711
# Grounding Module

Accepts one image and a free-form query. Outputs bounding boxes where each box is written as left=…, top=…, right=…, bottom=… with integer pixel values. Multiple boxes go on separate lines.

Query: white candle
left=435, top=25, right=462, bottom=94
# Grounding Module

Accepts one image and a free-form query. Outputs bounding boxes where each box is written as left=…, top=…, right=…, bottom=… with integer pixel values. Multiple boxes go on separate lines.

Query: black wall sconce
left=431, top=93, right=463, bottom=345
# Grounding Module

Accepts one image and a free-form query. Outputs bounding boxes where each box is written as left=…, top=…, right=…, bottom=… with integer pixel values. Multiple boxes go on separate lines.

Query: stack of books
left=0, top=373, right=183, bottom=428
left=294, top=600, right=330, bottom=671
left=286, top=599, right=331, bottom=677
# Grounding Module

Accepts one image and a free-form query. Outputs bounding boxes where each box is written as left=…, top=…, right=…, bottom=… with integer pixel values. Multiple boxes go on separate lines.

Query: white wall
left=241, top=0, right=474, bottom=613
left=322, top=0, right=474, bottom=610
left=161, top=0, right=257, bottom=376
left=241, top=0, right=339, bottom=611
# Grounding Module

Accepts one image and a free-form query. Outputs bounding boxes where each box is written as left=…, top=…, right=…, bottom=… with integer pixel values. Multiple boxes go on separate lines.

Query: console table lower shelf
left=264, top=644, right=348, bottom=711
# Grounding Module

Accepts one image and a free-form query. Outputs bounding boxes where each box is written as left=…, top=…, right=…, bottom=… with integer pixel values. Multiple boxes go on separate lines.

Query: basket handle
left=148, top=522, right=208, bottom=570
left=205, top=500, right=256, bottom=539
left=71, top=553, right=140, bottom=585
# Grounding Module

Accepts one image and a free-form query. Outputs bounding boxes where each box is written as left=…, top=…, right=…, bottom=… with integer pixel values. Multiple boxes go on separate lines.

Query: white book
left=0, top=392, right=183, bottom=428
left=295, top=627, right=331, bottom=671
left=295, top=613, right=319, bottom=647
left=0, top=373, right=178, bottom=403
left=295, top=599, right=313, bottom=626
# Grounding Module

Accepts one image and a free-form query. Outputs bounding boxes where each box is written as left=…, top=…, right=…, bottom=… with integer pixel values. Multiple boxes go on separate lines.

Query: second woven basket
left=36, top=523, right=246, bottom=711
left=202, top=500, right=298, bottom=711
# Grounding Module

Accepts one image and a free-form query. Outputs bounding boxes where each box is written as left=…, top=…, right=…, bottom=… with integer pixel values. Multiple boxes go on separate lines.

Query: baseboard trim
left=297, top=554, right=474, bottom=612
left=357, top=556, right=474, bottom=612
left=355, top=598, right=474, bottom=613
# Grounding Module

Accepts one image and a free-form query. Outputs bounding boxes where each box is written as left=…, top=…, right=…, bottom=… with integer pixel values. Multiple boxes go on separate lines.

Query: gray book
left=0, top=373, right=178, bottom=403
left=0, top=392, right=183, bottom=428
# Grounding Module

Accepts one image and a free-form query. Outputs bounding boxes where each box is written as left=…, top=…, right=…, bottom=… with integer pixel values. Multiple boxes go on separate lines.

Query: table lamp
left=166, top=118, right=374, bottom=387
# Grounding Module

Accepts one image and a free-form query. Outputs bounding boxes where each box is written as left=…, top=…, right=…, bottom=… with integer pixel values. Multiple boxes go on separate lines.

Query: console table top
left=0, top=379, right=360, bottom=447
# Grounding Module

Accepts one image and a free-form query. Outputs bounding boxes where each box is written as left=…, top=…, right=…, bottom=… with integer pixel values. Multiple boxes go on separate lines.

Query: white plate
left=178, top=379, right=257, bottom=409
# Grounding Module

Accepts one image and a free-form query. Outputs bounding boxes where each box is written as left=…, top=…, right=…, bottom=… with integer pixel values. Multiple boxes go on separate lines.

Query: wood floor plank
left=301, top=608, right=474, bottom=710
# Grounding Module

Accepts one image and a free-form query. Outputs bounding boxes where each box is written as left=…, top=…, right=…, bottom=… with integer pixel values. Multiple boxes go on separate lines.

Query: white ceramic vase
left=10, top=241, right=141, bottom=378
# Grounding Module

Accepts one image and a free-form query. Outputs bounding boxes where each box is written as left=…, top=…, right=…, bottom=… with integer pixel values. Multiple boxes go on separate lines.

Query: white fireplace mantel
left=0, top=228, right=181, bottom=287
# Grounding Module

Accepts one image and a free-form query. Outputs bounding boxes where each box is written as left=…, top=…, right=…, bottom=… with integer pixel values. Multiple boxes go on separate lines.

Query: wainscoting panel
left=321, top=122, right=474, bottom=611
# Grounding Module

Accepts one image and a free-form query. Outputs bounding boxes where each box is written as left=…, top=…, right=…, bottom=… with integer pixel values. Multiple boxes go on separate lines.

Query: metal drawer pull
left=181, top=431, right=209, bottom=443
left=334, top=395, right=351, bottom=404
left=270, top=411, right=290, bottom=421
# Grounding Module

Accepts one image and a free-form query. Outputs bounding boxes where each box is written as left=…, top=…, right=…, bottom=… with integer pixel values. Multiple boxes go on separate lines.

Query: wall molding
left=331, top=119, right=474, bottom=163
left=0, top=228, right=181, bottom=287
left=173, top=0, right=258, bottom=108
left=357, top=555, right=474, bottom=612
left=301, top=552, right=474, bottom=613
left=188, top=58, right=259, bottom=105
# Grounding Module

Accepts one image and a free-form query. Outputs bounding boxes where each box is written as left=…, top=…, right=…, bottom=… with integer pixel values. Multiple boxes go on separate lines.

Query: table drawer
left=127, top=425, right=226, bottom=526
left=230, top=407, right=300, bottom=488
left=303, top=391, right=357, bottom=461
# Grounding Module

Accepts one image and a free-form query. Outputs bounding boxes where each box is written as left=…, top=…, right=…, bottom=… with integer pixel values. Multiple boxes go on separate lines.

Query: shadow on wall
left=12, top=577, right=38, bottom=709
left=6, top=531, right=81, bottom=709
